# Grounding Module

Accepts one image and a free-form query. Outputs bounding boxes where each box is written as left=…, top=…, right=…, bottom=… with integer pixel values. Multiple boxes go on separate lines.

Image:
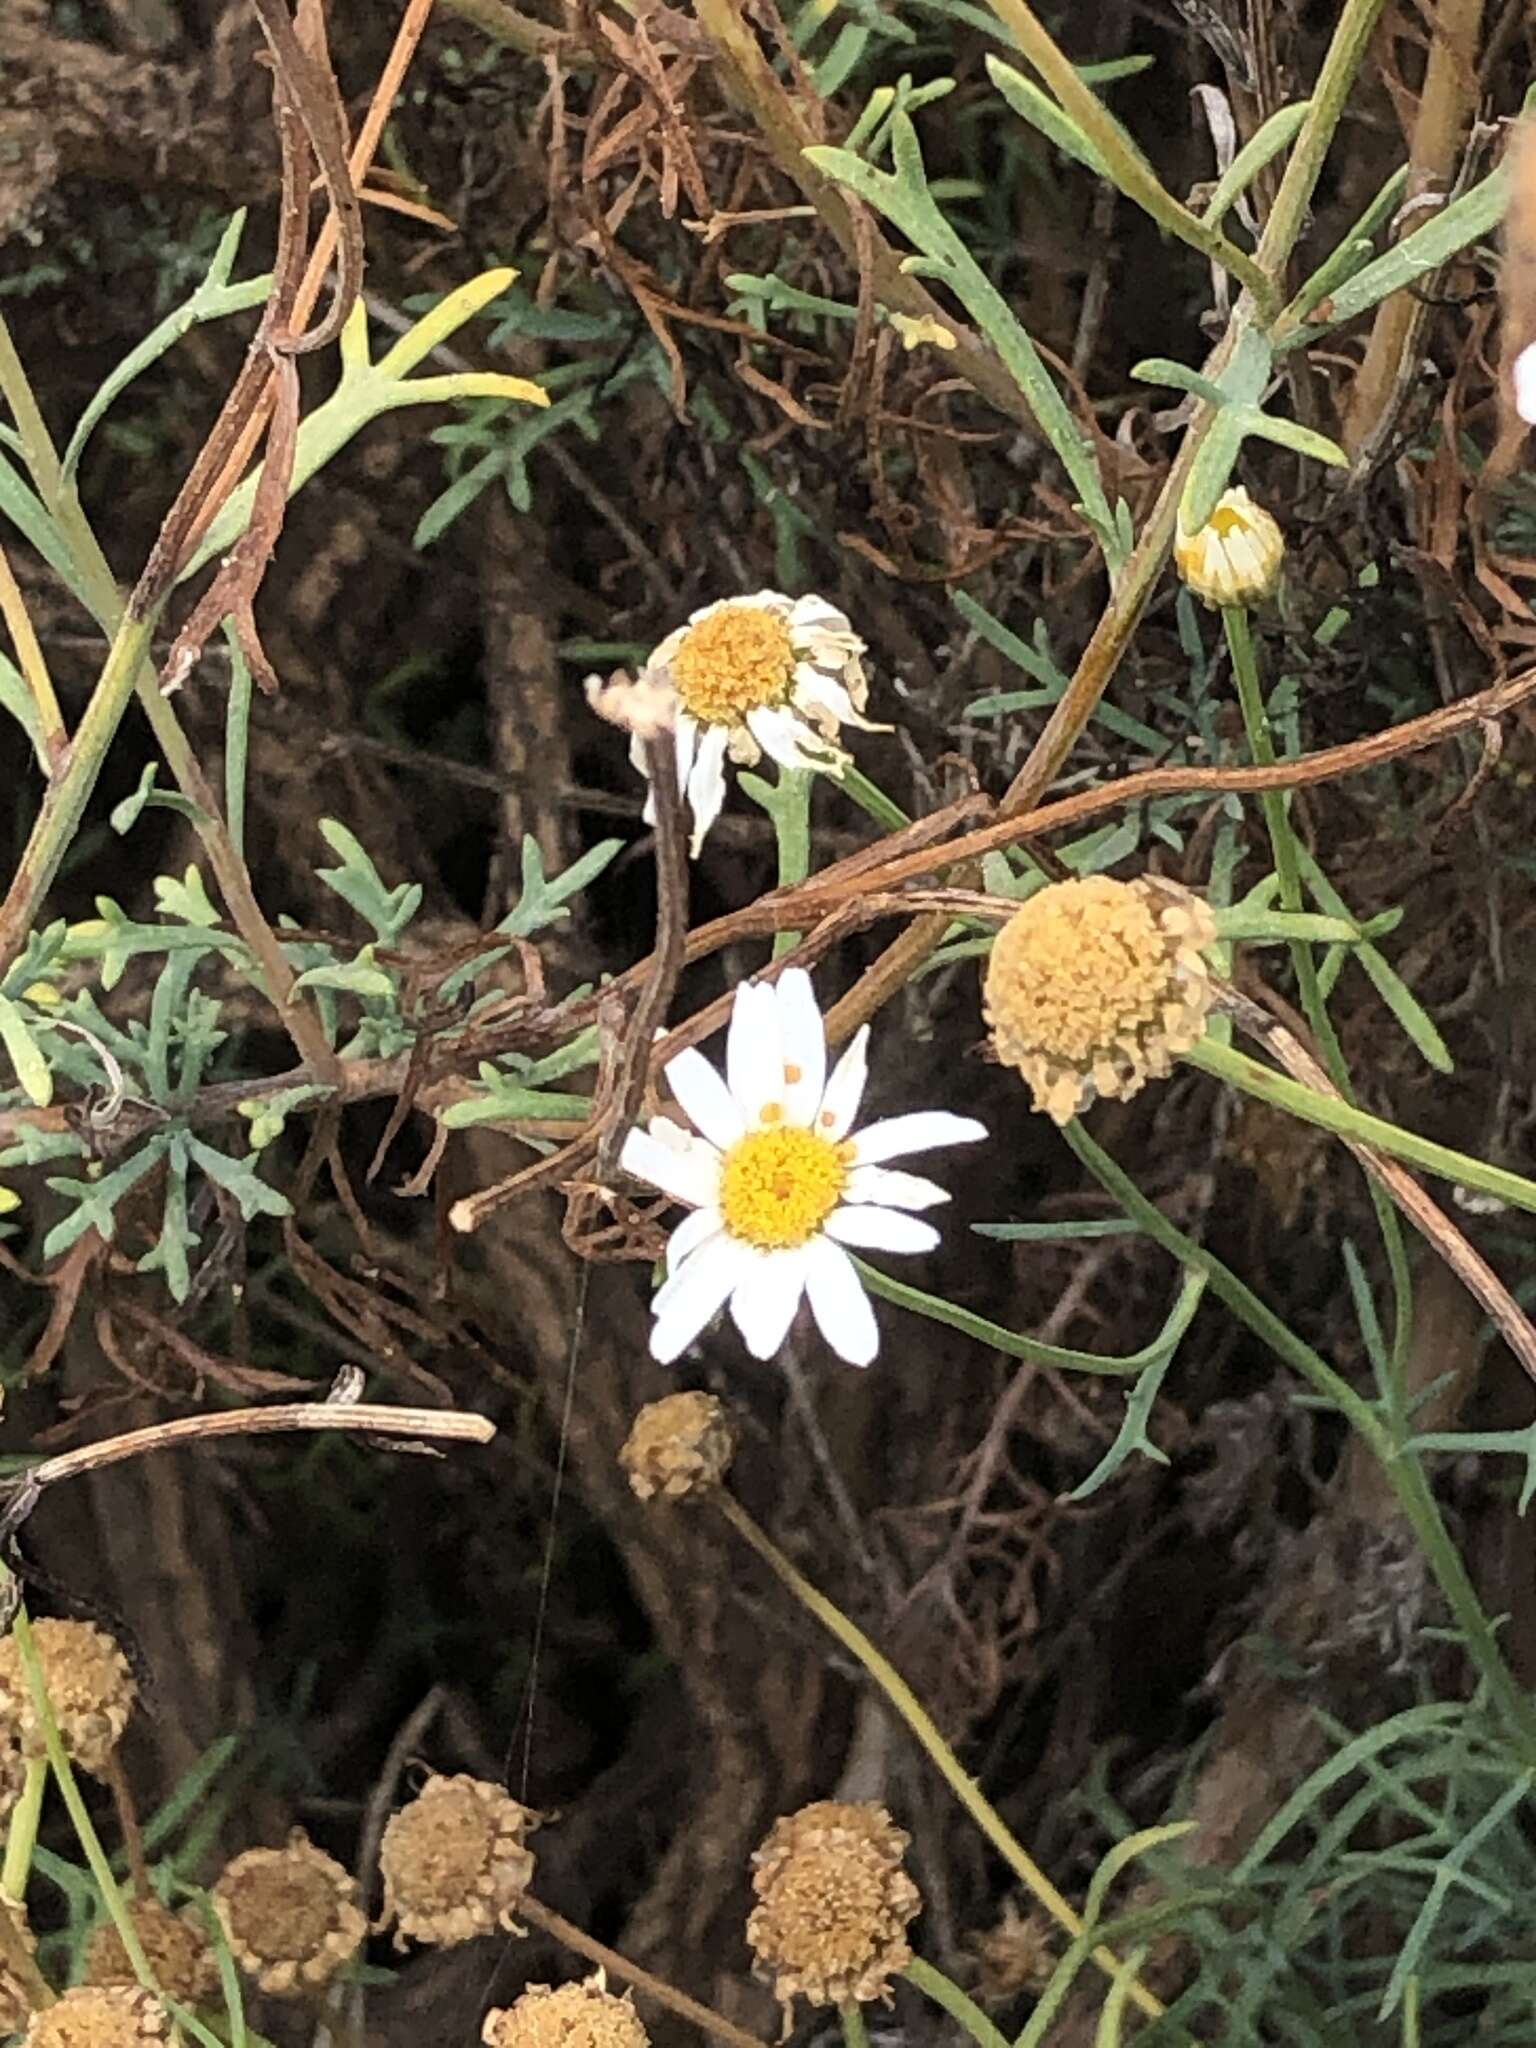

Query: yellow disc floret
left=672, top=605, right=797, bottom=726
left=984, top=876, right=1217, bottom=1123
left=718, top=1127, right=848, bottom=1249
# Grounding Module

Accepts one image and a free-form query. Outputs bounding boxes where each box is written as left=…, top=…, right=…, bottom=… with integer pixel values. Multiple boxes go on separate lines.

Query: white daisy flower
left=619, top=967, right=986, bottom=1367
left=633, top=591, right=884, bottom=857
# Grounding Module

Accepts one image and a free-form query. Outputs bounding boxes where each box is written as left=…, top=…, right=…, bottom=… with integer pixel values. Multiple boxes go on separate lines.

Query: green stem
left=711, top=1494, right=1178, bottom=2032
left=771, top=767, right=812, bottom=960
left=1062, top=1121, right=1536, bottom=1765
left=982, top=0, right=1277, bottom=316
left=1253, top=0, right=1390, bottom=285
left=839, top=766, right=910, bottom=834
left=9, top=1609, right=157, bottom=1989
left=1, top=1758, right=45, bottom=1901
left=903, top=1958, right=1012, bottom=2048
left=224, top=632, right=254, bottom=863
left=838, top=2001, right=871, bottom=2048
left=1223, top=602, right=1413, bottom=1386
left=1186, top=1036, right=1536, bottom=1221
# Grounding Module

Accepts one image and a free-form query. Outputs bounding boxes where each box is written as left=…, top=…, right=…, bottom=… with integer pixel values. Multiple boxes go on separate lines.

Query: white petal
left=1516, top=342, right=1536, bottom=425
left=727, top=979, right=784, bottom=1124
left=729, top=1247, right=809, bottom=1358
left=850, top=1111, right=987, bottom=1164
left=673, top=711, right=698, bottom=790
left=685, top=724, right=729, bottom=857
left=790, top=670, right=858, bottom=727
left=745, top=703, right=829, bottom=772
left=620, top=1125, right=721, bottom=1209
left=650, top=1239, right=755, bottom=1364
left=774, top=968, right=827, bottom=1126
left=844, top=1165, right=950, bottom=1210
left=802, top=1237, right=879, bottom=1367
left=664, top=1204, right=724, bottom=1274
left=787, top=593, right=852, bottom=636
left=815, top=1025, right=869, bottom=1139
left=664, top=1047, right=745, bottom=1152
left=825, top=1206, right=940, bottom=1254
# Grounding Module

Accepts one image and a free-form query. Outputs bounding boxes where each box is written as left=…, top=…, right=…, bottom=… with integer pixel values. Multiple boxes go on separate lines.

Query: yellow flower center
left=673, top=606, right=797, bottom=726
left=718, top=1125, right=849, bottom=1250
left=1208, top=503, right=1249, bottom=538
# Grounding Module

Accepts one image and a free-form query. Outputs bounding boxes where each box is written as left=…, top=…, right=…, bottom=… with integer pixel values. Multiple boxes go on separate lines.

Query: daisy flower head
left=636, top=592, right=883, bottom=856
left=619, top=969, right=985, bottom=1367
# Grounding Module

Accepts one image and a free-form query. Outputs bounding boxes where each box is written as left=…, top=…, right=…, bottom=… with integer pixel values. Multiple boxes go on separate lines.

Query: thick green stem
left=903, top=1959, right=1012, bottom=2048
left=1253, top=0, right=1390, bottom=282
left=1, top=1759, right=46, bottom=1901
left=1186, top=1037, right=1536, bottom=1221
left=712, top=1493, right=1178, bottom=2032
left=771, top=767, right=812, bottom=960
left=838, top=2002, right=871, bottom=2048
left=1062, top=1121, right=1536, bottom=1765
left=1223, top=602, right=1413, bottom=1385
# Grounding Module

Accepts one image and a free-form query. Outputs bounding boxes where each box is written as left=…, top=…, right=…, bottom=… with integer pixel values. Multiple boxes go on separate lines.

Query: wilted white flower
left=619, top=968, right=984, bottom=1366
left=634, top=592, right=882, bottom=856
left=1173, top=486, right=1284, bottom=609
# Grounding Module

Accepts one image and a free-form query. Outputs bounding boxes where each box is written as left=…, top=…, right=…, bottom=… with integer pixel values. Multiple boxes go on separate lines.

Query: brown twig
left=516, top=1894, right=768, bottom=2048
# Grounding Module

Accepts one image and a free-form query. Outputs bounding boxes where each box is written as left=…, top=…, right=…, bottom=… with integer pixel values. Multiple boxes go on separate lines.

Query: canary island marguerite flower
left=619, top=968, right=985, bottom=1366
left=1173, top=486, right=1284, bottom=609
left=635, top=592, right=882, bottom=856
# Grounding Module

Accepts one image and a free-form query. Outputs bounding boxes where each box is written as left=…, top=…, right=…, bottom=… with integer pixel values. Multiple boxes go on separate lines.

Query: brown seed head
left=23, top=1986, right=169, bottom=2048
left=0, top=1897, right=39, bottom=2034
left=0, top=1621, right=136, bottom=1776
left=983, top=876, right=1218, bottom=1123
left=746, top=1800, right=920, bottom=2010
left=379, top=1774, right=538, bottom=1947
left=482, top=1978, right=649, bottom=2048
left=966, top=1898, right=1057, bottom=2002
left=619, top=1393, right=735, bottom=1502
left=86, top=1900, right=220, bottom=2009
left=212, top=1832, right=365, bottom=1996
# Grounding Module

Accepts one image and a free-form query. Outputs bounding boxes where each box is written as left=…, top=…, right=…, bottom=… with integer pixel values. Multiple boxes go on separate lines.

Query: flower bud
left=1173, top=486, right=1283, bottom=608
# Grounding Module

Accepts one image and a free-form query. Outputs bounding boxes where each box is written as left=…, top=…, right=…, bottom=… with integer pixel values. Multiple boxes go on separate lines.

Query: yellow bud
left=1174, top=486, right=1284, bottom=608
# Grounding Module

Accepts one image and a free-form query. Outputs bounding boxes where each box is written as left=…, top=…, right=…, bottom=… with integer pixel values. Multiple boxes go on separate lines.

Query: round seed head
left=86, top=1900, right=219, bottom=2009
left=966, top=1899, right=1057, bottom=2002
left=23, top=1986, right=169, bottom=2048
left=619, top=1393, right=736, bottom=1502
left=983, top=876, right=1218, bottom=1123
left=746, top=1800, right=920, bottom=2010
left=212, top=1832, right=365, bottom=1996
left=379, top=1774, right=538, bottom=1947
left=0, top=1620, right=136, bottom=1775
left=482, top=1978, right=650, bottom=2048
left=0, top=1897, right=39, bottom=2034
left=1173, top=486, right=1284, bottom=609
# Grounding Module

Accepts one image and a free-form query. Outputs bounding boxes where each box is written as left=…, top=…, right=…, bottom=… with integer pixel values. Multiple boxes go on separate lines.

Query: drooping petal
left=672, top=710, right=698, bottom=792
left=620, top=1124, right=721, bottom=1209
left=650, top=1238, right=756, bottom=1364
left=850, top=1110, right=987, bottom=1164
left=802, top=1236, right=879, bottom=1367
left=1517, top=341, right=1536, bottom=425
left=685, top=723, right=729, bottom=857
left=729, top=1246, right=810, bottom=1358
left=843, top=1164, right=951, bottom=1210
left=815, top=1025, right=869, bottom=1139
left=774, top=968, right=827, bottom=1126
left=727, top=979, right=784, bottom=1123
left=664, top=1047, right=746, bottom=1152
left=825, top=1206, right=940, bottom=1254
left=745, top=703, right=835, bottom=772
left=664, top=1204, right=725, bottom=1274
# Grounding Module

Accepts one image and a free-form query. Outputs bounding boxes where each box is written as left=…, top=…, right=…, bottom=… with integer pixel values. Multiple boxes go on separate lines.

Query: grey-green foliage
left=0, top=829, right=620, bottom=1305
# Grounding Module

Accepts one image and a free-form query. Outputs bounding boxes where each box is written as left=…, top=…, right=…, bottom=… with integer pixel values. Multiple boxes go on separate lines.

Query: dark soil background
left=3, top=1, right=1536, bottom=2043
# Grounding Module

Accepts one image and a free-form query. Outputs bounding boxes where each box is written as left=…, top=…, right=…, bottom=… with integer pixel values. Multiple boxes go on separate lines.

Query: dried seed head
left=482, top=1978, right=650, bottom=2048
left=0, top=1898, right=39, bottom=2034
left=1173, top=487, right=1284, bottom=609
left=585, top=668, right=678, bottom=739
left=379, top=1774, right=538, bottom=1947
left=23, top=1986, right=169, bottom=2048
left=619, top=1393, right=735, bottom=1502
left=212, top=1832, right=365, bottom=1996
left=983, top=876, right=1218, bottom=1123
left=746, top=1801, right=920, bottom=2011
left=0, top=1621, right=136, bottom=1775
left=966, top=1899, right=1057, bottom=2002
left=86, top=1900, right=220, bottom=2009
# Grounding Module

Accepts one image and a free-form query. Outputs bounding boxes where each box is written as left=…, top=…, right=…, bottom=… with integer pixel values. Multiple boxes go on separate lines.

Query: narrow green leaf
left=985, top=56, right=1111, bottom=179
left=0, top=993, right=52, bottom=1106
left=1201, top=101, right=1310, bottom=227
